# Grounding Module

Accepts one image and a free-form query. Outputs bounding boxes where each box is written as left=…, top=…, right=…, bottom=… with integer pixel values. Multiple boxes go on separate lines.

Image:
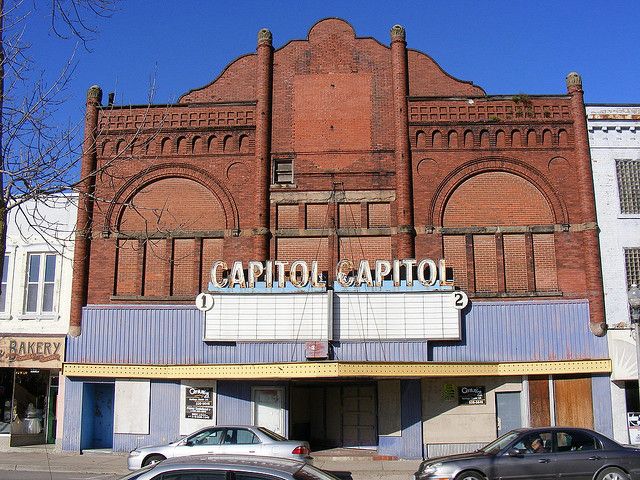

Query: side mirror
left=507, top=448, right=525, bottom=457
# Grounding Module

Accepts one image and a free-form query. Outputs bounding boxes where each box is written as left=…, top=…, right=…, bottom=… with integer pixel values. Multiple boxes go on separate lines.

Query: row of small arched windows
left=101, top=133, right=253, bottom=157
left=415, top=128, right=569, bottom=149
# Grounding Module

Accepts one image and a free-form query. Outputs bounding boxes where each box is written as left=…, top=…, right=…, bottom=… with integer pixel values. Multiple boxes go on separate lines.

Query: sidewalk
left=0, top=446, right=421, bottom=480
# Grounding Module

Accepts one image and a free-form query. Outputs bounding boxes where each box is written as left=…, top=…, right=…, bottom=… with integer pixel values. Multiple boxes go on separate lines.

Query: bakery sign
left=0, top=336, right=65, bottom=368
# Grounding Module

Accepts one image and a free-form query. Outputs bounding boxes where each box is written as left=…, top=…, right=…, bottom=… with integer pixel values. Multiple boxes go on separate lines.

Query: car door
left=494, top=431, right=556, bottom=480
left=173, top=427, right=225, bottom=457
left=552, top=430, right=607, bottom=480
left=218, top=428, right=262, bottom=456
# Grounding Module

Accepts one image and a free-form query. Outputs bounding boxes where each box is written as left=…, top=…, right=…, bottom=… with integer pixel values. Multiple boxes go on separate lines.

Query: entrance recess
left=80, top=383, right=114, bottom=450
left=291, top=382, right=377, bottom=450
left=252, top=387, right=285, bottom=437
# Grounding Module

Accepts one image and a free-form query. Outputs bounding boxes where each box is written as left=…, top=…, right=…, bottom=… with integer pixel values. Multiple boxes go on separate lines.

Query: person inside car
left=530, top=436, right=547, bottom=453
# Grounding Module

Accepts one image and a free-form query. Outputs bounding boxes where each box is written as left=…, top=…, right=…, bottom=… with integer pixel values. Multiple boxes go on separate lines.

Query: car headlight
left=422, top=462, right=443, bottom=475
left=129, top=450, right=141, bottom=457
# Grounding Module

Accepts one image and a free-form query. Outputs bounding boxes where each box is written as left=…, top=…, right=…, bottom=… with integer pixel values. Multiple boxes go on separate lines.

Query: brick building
left=62, top=19, right=610, bottom=458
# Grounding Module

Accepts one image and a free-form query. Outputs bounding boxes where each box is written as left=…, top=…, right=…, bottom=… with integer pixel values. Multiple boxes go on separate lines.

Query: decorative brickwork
left=73, top=18, right=605, bottom=335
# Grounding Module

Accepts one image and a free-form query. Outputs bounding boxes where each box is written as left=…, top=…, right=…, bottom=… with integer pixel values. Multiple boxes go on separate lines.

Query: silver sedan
left=127, top=425, right=312, bottom=470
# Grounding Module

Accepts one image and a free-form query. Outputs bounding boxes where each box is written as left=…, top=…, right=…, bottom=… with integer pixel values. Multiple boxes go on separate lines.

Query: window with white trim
left=0, top=255, right=8, bottom=312
left=273, top=159, right=293, bottom=185
left=616, top=159, right=640, bottom=214
left=25, top=253, right=57, bottom=314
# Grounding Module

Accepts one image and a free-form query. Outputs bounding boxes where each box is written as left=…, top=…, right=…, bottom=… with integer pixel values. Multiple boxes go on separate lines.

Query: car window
left=190, top=428, right=225, bottom=446
left=236, top=429, right=260, bottom=444
left=157, top=471, right=225, bottom=480
left=257, top=427, right=287, bottom=441
left=555, top=430, right=601, bottom=452
left=234, top=473, right=285, bottom=480
left=479, top=431, right=520, bottom=454
left=513, top=432, right=552, bottom=454
left=294, top=465, right=342, bottom=480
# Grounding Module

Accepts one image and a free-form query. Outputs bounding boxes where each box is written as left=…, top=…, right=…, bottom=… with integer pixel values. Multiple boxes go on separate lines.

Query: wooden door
left=553, top=375, right=593, bottom=428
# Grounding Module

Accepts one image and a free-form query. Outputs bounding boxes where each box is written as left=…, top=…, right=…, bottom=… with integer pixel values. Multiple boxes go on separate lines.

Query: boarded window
left=368, top=203, right=390, bottom=228
left=533, top=234, right=558, bottom=291
left=173, top=239, right=196, bottom=295
left=116, top=239, right=140, bottom=295
left=473, top=235, right=498, bottom=293
left=338, top=203, right=361, bottom=228
left=277, top=204, right=299, bottom=229
left=503, top=234, right=528, bottom=292
left=443, top=236, right=467, bottom=291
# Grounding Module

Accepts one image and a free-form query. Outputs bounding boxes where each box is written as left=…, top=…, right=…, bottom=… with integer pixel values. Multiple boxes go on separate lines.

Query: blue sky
left=24, top=0, right=640, bottom=127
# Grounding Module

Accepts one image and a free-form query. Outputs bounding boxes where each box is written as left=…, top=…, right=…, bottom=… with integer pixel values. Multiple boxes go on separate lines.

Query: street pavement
left=0, top=446, right=422, bottom=480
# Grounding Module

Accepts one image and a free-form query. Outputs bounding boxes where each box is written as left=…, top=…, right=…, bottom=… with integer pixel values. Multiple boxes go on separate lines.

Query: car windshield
left=294, top=465, right=342, bottom=480
left=479, top=431, right=521, bottom=454
left=117, top=465, right=155, bottom=479
left=257, top=427, right=287, bottom=441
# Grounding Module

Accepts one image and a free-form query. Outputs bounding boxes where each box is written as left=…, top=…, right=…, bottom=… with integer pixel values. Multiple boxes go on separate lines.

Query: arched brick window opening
left=207, top=135, right=217, bottom=152
left=448, top=130, right=458, bottom=148
left=223, top=135, right=234, bottom=152
left=442, top=171, right=558, bottom=295
left=464, top=130, right=474, bottom=148
left=527, top=129, right=537, bottom=146
left=160, top=137, right=172, bottom=154
left=115, top=177, right=227, bottom=298
left=192, top=136, right=202, bottom=154
left=101, top=140, right=111, bottom=156
left=176, top=136, right=187, bottom=155
left=558, top=129, right=569, bottom=147
left=115, top=139, right=126, bottom=155
left=480, top=130, right=490, bottom=148
left=511, top=130, right=522, bottom=147
left=416, top=130, right=427, bottom=148
left=239, top=134, right=250, bottom=153
left=432, top=130, right=442, bottom=148
left=496, top=130, right=506, bottom=147
left=542, top=129, right=552, bottom=147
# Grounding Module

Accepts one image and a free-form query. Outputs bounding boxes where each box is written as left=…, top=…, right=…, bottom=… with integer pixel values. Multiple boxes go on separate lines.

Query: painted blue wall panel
left=217, top=381, right=252, bottom=425
left=401, top=379, right=423, bottom=459
left=378, top=435, right=403, bottom=457
left=67, top=300, right=607, bottom=365
left=592, top=374, right=614, bottom=439
left=62, top=377, right=83, bottom=451
left=113, top=380, right=181, bottom=453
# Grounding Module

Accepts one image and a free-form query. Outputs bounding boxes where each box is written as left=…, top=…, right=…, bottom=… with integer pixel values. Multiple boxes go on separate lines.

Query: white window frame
left=21, top=252, right=58, bottom=320
left=0, top=254, right=10, bottom=314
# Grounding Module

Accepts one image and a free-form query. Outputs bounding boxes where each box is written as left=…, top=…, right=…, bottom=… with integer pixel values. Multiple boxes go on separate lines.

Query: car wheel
left=455, top=472, right=483, bottom=480
left=142, top=454, right=166, bottom=467
left=596, top=467, right=630, bottom=480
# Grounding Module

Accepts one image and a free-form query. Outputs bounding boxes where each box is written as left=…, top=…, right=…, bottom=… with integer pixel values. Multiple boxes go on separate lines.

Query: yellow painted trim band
left=63, top=359, right=611, bottom=379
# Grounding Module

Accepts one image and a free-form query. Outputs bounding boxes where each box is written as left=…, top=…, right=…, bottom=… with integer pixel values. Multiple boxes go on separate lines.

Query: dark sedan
left=414, top=427, right=640, bottom=480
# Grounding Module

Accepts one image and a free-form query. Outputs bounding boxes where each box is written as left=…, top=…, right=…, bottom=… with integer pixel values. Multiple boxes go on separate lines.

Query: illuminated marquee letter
left=417, top=259, right=437, bottom=286
left=274, top=261, right=288, bottom=288
left=290, top=260, right=309, bottom=288
left=210, top=261, right=229, bottom=288
left=356, top=260, right=373, bottom=287
left=374, top=260, right=391, bottom=286
left=336, top=260, right=355, bottom=287
left=229, top=261, right=246, bottom=288
left=402, top=259, right=417, bottom=286
left=247, top=261, right=264, bottom=288
left=310, top=261, right=326, bottom=287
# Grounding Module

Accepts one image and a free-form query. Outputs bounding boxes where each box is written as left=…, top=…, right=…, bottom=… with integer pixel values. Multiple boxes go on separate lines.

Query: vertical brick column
left=566, top=72, right=606, bottom=336
left=390, top=25, right=415, bottom=259
left=254, top=28, right=274, bottom=260
left=69, top=85, right=102, bottom=336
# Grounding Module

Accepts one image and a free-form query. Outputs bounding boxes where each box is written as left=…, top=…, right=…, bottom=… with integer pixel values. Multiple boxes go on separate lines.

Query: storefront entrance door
left=252, top=387, right=285, bottom=436
left=342, top=385, right=377, bottom=448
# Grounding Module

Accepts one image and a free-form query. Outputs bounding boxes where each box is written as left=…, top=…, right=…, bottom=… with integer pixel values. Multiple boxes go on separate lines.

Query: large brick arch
left=104, top=163, right=240, bottom=234
left=428, top=157, right=568, bottom=228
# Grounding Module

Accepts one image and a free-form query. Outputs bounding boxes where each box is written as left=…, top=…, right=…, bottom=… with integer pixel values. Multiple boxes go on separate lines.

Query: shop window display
left=10, top=369, right=49, bottom=445
left=0, top=369, right=14, bottom=434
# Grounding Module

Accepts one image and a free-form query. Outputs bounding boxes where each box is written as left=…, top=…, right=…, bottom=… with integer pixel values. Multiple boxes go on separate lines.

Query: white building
left=588, top=105, right=640, bottom=444
left=0, top=194, right=77, bottom=448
